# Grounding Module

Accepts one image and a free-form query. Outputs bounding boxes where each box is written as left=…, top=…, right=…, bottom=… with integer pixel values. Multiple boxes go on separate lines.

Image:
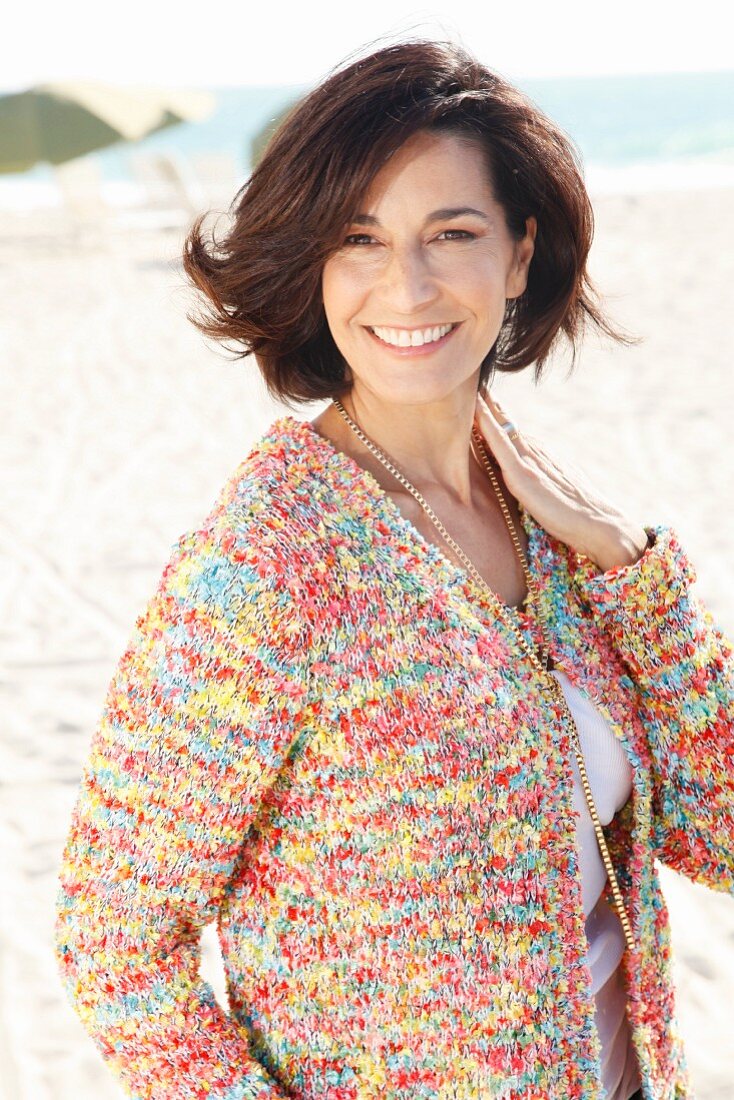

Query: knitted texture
left=55, top=415, right=734, bottom=1100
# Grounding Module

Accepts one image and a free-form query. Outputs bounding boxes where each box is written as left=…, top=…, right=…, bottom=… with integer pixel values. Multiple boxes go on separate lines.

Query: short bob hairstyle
left=182, top=37, right=634, bottom=407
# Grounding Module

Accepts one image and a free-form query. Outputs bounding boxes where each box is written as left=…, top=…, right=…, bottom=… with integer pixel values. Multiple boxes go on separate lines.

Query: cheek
left=461, top=257, right=514, bottom=311
left=426, top=250, right=505, bottom=298
left=321, top=263, right=338, bottom=321
left=322, top=262, right=373, bottom=329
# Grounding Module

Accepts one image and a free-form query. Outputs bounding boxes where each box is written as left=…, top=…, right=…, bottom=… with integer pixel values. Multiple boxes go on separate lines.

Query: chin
left=367, top=381, right=472, bottom=410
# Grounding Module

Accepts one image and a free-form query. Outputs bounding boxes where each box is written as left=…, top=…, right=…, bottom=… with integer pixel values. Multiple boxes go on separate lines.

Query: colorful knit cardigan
left=55, top=414, right=734, bottom=1100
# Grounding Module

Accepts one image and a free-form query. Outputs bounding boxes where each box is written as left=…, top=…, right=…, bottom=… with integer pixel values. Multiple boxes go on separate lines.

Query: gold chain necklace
left=331, top=397, right=635, bottom=956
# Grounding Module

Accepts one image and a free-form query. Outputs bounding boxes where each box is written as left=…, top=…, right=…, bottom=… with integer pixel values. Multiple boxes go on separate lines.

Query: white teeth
left=371, top=323, right=455, bottom=347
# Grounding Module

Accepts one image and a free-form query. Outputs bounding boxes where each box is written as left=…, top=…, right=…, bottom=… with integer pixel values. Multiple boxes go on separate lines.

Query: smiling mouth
left=366, top=322, right=461, bottom=349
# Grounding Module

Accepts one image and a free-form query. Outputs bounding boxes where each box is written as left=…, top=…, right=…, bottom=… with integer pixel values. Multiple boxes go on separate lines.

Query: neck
left=332, top=390, right=481, bottom=505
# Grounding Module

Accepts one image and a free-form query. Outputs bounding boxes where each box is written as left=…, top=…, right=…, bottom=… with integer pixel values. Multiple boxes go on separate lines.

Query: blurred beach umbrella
left=0, top=81, right=216, bottom=174
left=250, top=97, right=300, bottom=169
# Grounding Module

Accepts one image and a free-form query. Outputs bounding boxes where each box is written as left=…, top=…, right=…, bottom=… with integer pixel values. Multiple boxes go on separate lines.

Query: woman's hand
left=474, top=388, right=650, bottom=574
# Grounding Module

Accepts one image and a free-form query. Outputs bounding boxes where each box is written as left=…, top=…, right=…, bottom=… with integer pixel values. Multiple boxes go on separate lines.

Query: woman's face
left=321, top=129, right=536, bottom=407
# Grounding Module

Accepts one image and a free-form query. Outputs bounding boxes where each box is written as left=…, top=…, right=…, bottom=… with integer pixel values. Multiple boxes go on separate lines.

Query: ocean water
left=3, top=70, right=733, bottom=208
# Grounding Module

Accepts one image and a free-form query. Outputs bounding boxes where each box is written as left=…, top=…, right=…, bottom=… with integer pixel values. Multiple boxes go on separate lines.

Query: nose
left=376, top=244, right=440, bottom=315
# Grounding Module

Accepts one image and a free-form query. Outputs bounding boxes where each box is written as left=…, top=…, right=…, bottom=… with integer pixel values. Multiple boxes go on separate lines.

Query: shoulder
left=208, top=413, right=336, bottom=545
left=147, top=416, right=324, bottom=653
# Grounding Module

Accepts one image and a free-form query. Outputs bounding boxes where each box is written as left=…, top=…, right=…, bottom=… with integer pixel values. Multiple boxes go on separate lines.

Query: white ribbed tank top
left=550, top=669, right=643, bottom=1100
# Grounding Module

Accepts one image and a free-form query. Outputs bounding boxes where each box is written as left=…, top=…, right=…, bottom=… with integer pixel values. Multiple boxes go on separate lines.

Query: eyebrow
left=351, top=206, right=491, bottom=227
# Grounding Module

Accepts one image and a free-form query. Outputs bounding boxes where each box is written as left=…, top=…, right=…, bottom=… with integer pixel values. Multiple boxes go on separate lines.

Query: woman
left=55, top=38, right=733, bottom=1100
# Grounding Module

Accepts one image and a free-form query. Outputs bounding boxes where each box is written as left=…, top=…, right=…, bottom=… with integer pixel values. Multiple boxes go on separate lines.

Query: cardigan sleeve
left=54, top=516, right=308, bottom=1099
left=570, top=524, right=734, bottom=893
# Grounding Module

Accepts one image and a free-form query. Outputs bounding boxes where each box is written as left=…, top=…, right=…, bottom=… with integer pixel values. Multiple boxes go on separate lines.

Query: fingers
left=476, top=390, right=571, bottom=483
left=475, top=389, right=530, bottom=463
left=478, top=390, right=603, bottom=499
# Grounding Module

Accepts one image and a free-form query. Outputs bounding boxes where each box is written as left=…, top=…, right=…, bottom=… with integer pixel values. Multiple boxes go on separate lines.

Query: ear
left=506, top=215, right=537, bottom=299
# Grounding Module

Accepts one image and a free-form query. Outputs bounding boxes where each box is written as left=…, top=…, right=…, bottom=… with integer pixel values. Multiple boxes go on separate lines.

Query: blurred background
left=1, top=1, right=733, bottom=1097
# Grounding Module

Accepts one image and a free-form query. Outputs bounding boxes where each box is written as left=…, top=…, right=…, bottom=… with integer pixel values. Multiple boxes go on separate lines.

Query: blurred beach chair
left=52, top=156, right=113, bottom=244
left=51, top=155, right=180, bottom=242
left=43, top=149, right=241, bottom=243
left=128, top=149, right=205, bottom=222
left=127, top=149, right=241, bottom=229
left=189, top=151, right=242, bottom=210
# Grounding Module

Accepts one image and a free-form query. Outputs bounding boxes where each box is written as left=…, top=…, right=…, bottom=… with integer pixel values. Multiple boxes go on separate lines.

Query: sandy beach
left=2, top=182, right=733, bottom=1099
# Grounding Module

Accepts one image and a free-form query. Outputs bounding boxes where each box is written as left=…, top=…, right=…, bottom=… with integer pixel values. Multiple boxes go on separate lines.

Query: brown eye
left=437, top=230, right=475, bottom=240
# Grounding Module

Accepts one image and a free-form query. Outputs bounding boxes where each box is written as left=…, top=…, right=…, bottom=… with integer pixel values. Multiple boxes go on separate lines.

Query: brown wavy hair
left=182, top=36, right=636, bottom=408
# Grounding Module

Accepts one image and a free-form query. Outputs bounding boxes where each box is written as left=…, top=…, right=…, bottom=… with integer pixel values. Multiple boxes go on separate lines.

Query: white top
left=551, top=669, right=643, bottom=1100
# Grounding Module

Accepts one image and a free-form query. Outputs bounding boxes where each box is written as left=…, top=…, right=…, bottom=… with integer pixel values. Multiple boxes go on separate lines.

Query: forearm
left=54, top=518, right=307, bottom=1098
left=55, top=763, right=295, bottom=1100
left=583, top=523, right=653, bottom=575
left=56, top=894, right=289, bottom=1100
left=572, top=522, right=734, bottom=889
left=571, top=523, right=702, bottom=681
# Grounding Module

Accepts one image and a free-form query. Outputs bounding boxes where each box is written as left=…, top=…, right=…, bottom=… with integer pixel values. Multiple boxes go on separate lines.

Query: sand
left=2, top=183, right=733, bottom=1099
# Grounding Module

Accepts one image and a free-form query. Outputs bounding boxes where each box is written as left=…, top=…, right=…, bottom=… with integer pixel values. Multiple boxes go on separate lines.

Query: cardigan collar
left=272, top=413, right=548, bottom=625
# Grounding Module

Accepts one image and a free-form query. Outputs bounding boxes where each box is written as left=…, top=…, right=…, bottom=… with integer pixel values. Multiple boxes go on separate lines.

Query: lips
left=371, top=322, right=456, bottom=344
left=365, top=322, right=462, bottom=355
